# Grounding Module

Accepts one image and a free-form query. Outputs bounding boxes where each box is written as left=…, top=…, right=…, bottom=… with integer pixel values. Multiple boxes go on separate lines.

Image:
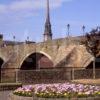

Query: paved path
left=0, top=91, right=12, bottom=100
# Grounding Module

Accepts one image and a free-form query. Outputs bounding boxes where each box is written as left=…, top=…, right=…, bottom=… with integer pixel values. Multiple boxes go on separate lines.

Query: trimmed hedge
left=0, top=83, right=22, bottom=91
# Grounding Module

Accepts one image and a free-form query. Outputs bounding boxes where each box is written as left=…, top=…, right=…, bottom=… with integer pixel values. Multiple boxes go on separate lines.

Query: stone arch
left=20, top=52, right=53, bottom=70
left=0, top=57, right=4, bottom=81
left=86, top=55, right=100, bottom=69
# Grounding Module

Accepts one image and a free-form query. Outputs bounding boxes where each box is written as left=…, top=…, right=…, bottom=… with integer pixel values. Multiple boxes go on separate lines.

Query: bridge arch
left=86, top=55, right=100, bottom=69
left=0, top=57, right=4, bottom=81
left=20, top=52, right=53, bottom=70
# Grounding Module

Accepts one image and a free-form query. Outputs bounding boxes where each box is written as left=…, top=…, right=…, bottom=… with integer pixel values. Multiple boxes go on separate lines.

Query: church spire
left=43, top=0, right=52, bottom=41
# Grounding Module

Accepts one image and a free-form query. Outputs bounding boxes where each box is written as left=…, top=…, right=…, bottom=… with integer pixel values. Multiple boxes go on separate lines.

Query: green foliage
left=0, top=83, right=22, bottom=91
left=14, top=91, right=32, bottom=97
left=13, top=83, right=100, bottom=98
left=84, top=27, right=100, bottom=57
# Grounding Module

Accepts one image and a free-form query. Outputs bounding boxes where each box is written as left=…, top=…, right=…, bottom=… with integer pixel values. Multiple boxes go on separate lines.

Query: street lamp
left=13, top=35, right=16, bottom=45
left=27, top=36, right=29, bottom=41
left=67, top=24, right=70, bottom=38
left=13, top=35, right=15, bottom=40
left=82, top=25, right=85, bottom=36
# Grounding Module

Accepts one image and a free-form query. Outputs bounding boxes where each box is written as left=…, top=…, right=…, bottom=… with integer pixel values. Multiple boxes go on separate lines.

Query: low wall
left=9, top=94, right=32, bottom=100
left=0, top=83, right=22, bottom=91
left=9, top=94, right=100, bottom=100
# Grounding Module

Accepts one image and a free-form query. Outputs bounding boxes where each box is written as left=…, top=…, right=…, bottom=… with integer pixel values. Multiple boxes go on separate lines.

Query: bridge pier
left=1, top=68, right=17, bottom=83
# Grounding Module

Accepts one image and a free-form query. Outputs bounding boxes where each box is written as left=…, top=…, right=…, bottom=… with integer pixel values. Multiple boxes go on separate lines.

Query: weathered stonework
left=0, top=37, right=99, bottom=82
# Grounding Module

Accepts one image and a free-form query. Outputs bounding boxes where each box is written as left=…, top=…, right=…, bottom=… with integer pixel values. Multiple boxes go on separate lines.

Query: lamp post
left=13, top=35, right=16, bottom=52
left=82, top=25, right=85, bottom=36
left=67, top=24, right=70, bottom=38
left=67, top=24, right=71, bottom=44
left=27, top=36, right=29, bottom=41
left=13, top=36, right=15, bottom=41
left=13, top=35, right=16, bottom=45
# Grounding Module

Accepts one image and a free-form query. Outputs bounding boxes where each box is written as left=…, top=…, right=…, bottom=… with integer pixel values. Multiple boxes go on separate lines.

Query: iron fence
left=0, top=68, right=100, bottom=83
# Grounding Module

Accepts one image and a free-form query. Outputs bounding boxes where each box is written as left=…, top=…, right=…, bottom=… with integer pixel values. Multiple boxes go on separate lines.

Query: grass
left=72, top=79, right=100, bottom=85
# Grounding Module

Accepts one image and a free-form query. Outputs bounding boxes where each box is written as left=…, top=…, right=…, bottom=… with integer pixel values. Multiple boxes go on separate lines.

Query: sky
left=0, top=0, right=100, bottom=42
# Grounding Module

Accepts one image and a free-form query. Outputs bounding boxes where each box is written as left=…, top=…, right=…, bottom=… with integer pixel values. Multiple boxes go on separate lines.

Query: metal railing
left=0, top=68, right=100, bottom=83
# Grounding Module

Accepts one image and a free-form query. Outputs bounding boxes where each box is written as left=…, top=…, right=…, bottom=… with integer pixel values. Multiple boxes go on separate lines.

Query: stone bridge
left=0, top=38, right=92, bottom=69
left=0, top=37, right=99, bottom=82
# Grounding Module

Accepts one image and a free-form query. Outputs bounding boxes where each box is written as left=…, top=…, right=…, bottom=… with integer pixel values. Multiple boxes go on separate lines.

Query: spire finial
left=47, top=0, right=50, bottom=21
left=43, top=0, right=52, bottom=41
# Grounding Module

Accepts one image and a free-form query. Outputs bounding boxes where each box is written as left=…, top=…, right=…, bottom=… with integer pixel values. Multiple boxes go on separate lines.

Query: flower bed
left=13, top=83, right=100, bottom=98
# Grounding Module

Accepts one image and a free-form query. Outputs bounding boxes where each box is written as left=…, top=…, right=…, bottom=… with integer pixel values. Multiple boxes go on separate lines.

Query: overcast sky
left=0, top=0, right=100, bottom=42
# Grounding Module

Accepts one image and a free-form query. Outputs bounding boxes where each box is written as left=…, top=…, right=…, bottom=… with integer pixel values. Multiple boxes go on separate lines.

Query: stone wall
left=1, top=68, right=17, bottom=83
left=9, top=94, right=100, bottom=100
left=0, top=37, right=92, bottom=70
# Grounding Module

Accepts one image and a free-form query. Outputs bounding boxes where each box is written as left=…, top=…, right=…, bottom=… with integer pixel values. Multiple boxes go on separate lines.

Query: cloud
left=0, top=0, right=72, bottom=28
left=0, top=0, right=72, bottom=14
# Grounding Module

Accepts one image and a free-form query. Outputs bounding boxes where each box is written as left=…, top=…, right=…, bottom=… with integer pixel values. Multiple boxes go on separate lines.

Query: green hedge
left=0, top=83, right=22, bottom=91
